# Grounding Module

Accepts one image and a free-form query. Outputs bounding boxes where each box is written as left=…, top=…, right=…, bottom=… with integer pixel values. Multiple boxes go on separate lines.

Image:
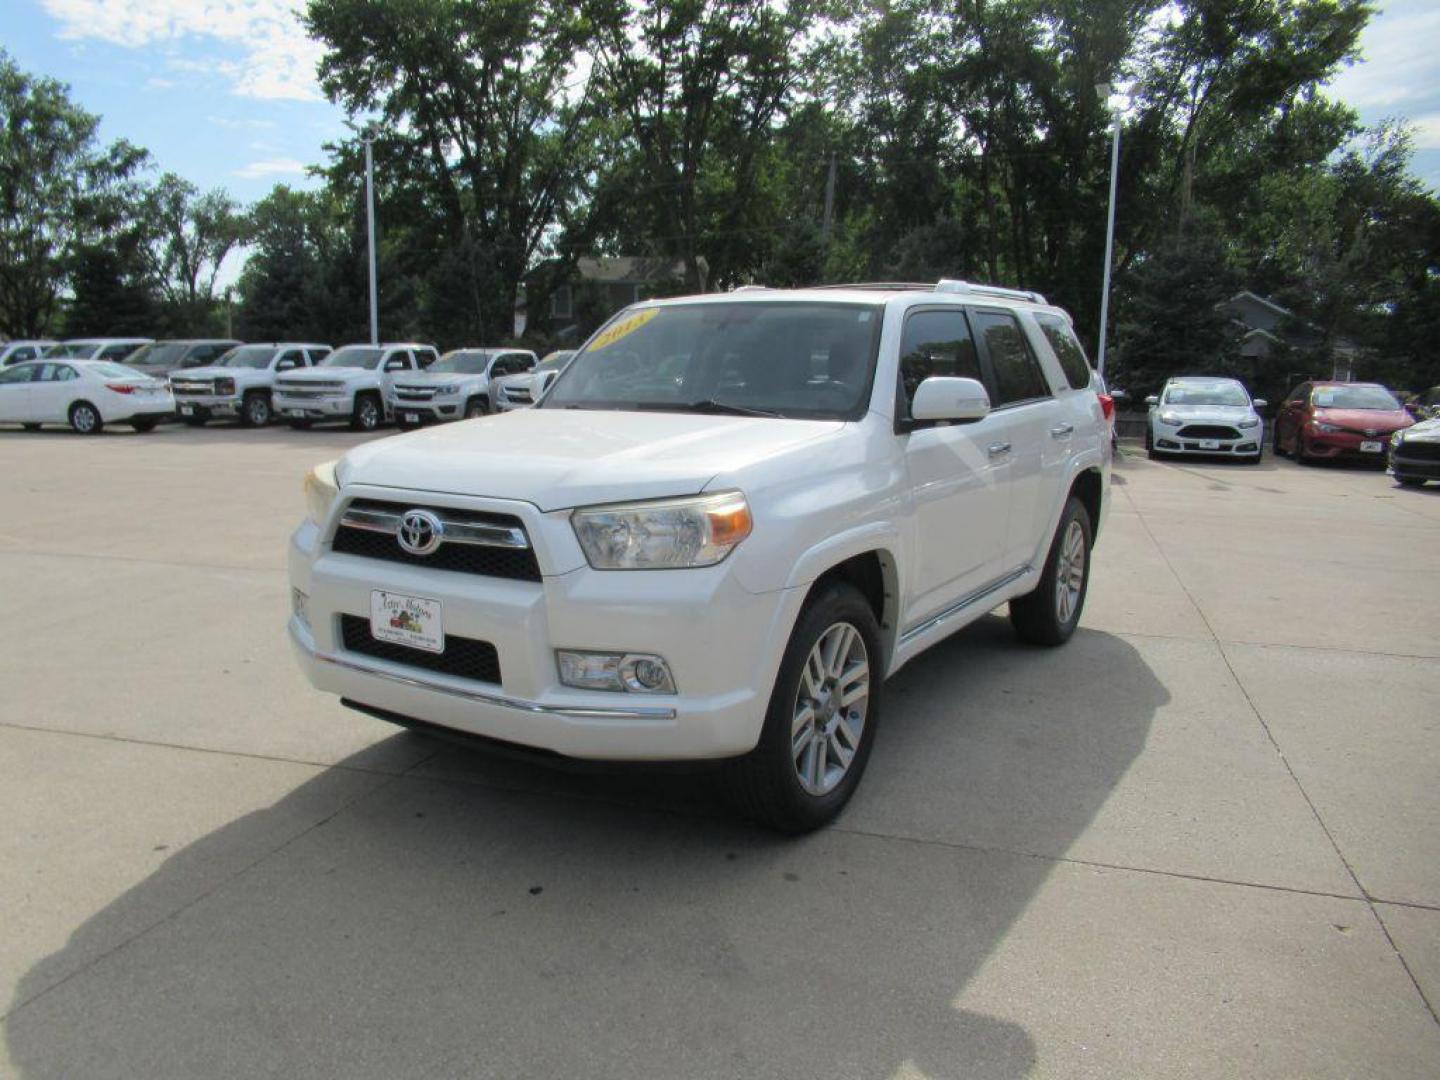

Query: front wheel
left=724, top=581, right=882, bottom=833
left=1396, top=476, right=1426, bottom=488
left=351, top=393, right=382, bottom=431
left=1010, top=496, right=1092, bottom=647
left=241, top=393, right=272, bottom=428
left=465, top=396, right=490, bottom=419
left=130, top=418, right=158, bottom=433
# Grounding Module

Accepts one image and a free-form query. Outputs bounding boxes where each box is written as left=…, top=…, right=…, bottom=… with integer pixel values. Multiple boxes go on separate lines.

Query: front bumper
left=1153, top=429, right=1261, bottom=456
left=1303, top=430, right=1393, bottom=460
left=390, top=400, right=463, bottom=423
left=277, top=395, right=352, bottom=419
left=1389, top=446, right=1440, bottom=481
left=287, top=503, right=801, bottom=760
left=175, top=393, right=241, bottom=417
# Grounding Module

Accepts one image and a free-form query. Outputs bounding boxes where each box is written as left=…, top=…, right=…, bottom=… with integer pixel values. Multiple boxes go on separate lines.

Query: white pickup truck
left=169, top=343, right=332, bottom=427
left=275, top=342, right=439, bottom=431
left=288, top=281, right=1109, bottom=831
left=390, top=348, right=538, bottom=428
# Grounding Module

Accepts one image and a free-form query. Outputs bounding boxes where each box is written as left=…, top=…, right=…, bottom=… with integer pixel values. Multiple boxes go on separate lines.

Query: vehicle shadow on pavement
left=5, top=616, right=1166, bottom=1080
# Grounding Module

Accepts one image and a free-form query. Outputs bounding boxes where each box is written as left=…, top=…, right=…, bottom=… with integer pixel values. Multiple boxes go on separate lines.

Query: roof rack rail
left=731, top=284, right=770, bottom=292
left=807, top=279, right=1048, bottom=303
left=935, top=279, right=1047, bottom=304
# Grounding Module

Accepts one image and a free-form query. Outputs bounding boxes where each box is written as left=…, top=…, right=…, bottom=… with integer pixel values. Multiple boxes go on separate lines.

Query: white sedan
left=0, top=359, right=174, bottom=434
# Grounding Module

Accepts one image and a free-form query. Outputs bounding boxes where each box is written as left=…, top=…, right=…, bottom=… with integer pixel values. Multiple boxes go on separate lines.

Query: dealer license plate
left=180, top=404, right=194, bottom=415
left=404, top=412, right=419, bottom=423
left=1360, top=440, right=1383, bottom=453
left=1200, top=439, right=1220, bottom=450
left=370, top=591, right=444, bottom=653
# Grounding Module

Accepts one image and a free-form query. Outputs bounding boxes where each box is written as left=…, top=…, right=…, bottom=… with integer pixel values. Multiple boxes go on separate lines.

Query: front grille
left=503, top=387, right=532, bottom=403
left=339, top=614, right=501, bottom=684
left=330, top=499, right=542, bottom=581
left=1395, top=441, right=1440, bottom=462
left=171, top=380, right=211, bottom=396
left=1175, top=424, right=1241, bottom=440
left=394, top=387, right=436, bottom=401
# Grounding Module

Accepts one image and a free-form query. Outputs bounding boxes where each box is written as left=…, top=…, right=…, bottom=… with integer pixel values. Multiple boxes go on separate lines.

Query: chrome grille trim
left=338, top=505, right=530, bottom=550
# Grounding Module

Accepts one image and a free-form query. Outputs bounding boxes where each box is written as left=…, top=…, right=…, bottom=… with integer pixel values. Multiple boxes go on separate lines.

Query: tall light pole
left=349, top=121, right=382, bottom=346
left=1094, top=82, right=1130, bottom=376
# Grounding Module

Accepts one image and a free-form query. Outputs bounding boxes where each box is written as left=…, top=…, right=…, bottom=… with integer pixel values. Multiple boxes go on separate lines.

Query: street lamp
left=347, top=121, right=383, bottom=346
left=1094, top=82, right=1131, bottom=376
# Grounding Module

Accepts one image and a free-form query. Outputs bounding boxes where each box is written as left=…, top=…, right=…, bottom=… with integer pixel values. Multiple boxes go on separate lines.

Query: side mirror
left=1253, top=398, right=1268, bottom=409
left=911, top=376, right=990, bottom=424
left=1144, top=394, right=1159, bottom=406
left=1109, top=389, right=1128, bottom=402
left=384, top=358, right=406, bottom=371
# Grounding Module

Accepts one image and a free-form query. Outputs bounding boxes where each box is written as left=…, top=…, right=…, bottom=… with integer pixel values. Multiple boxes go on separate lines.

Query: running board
left=899, top=565, right=1033, bottom=646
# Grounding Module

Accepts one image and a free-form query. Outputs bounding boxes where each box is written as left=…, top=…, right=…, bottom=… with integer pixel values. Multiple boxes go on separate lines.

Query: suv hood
left=391, top=371, right=480, bottom=389
left=174, top=365, right=259, bottom=381
left=339, top=407, right=844, bottom=511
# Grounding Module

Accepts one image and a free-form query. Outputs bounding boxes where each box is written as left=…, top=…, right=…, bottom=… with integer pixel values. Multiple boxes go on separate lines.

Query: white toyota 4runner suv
left=288, top=281, right=1109, bottom=831
left=275, top=342, right=439, bottom=431
left=170, top=343, right=332, bottom=427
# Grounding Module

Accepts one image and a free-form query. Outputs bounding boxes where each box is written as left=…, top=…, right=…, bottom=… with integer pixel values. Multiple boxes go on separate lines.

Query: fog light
left=556, top=650, right=675, bottom=693
left=292, top=588, right=310, bottom=629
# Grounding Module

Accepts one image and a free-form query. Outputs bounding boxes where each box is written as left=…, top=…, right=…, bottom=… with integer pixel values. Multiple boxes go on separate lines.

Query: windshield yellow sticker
left=588, top=308, right=660, bottom=351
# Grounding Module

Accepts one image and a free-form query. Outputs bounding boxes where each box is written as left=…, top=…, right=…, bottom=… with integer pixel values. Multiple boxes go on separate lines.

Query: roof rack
left=809, top=279, right=1048, bottom=304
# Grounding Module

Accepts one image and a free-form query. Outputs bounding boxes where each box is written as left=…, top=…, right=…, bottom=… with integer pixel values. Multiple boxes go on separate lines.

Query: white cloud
left=208, top=114, right=276, bottom=130
left=41, top=0, right=325, bottom=101
left=233, top=158, right=307, bottom=179
left=1411, top=114, right=1440, bottom=151
left=1327, top=2, right=1440, bottom=113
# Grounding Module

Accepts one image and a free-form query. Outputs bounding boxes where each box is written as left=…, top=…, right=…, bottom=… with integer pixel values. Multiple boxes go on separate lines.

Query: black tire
left=22, top=423, right=41, bottom=431
left=130, top=418, right=158, bottom=433
left=69, top=401, right=103, bottom=435
left=182, top=415, right=208, bottom=427
left=351, top=392, right=382, bottom=431
left=241, top=392, right=272, bottom=428
left=465, top=395, right=490, bottom=419
left=288, top=419, right=313, bottom=430
left=724, top=581, right=883, bottom=834
left=1143, top=426, right=1153, bottom=451
left=1396, top=476, right=1426, bottom=488
left=1273, top=423, right=1287, bottom=457
left=1294, top=430, right=1310, bottom=464
left=1010, top=496, right=1092, bottom=647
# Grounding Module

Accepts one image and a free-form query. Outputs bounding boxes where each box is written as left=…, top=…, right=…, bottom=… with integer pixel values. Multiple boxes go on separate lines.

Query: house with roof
left=1217, top=291, right=1359, bottom=382
left=514, top=256, right=692, bottom=343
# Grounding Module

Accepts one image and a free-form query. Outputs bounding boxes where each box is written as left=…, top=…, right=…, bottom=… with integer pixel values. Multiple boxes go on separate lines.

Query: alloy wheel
left=1055, top=519, right=1086, bottom=625
left=791, top=621, right=869, bottom=796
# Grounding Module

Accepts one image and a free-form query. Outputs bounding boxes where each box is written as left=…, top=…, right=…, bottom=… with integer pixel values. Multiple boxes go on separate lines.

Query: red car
left=1274, top=381, right=1413, bottom=463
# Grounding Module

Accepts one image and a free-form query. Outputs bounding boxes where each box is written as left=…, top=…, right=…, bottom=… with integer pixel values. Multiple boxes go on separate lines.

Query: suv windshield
left=428, top=350, right=492, bottom=375
left=536, top=351, right=574, bottom=373
left=216, top=345, right=276, bottom=369
left=1163, top=383, right=1249, bottom=407
left=1313, top=386, right=1400, bottom=410
left=542, top=302, right=882, bottom=419
left=126, top=343, right=189, bottom=367
left=321, top=346, right=384, bottom=370
left=50, top=343, right=99, bottom=358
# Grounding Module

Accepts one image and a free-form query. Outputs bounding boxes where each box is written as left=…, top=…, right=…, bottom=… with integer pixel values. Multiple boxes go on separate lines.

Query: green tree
left=141, top=172, right=247, bottom=334
left=0, top=51, right=150, bottom=336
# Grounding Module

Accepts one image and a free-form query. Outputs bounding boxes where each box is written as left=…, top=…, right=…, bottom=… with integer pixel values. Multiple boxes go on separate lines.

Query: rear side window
left=898, top=309, right=982, bottom=415
left=1034, top=313, right=1091, bottom=390
left=972, top=310, right=1050, bottom=405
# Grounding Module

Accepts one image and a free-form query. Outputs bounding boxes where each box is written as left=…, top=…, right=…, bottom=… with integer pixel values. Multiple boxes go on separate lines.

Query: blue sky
left=1, top=0, right=1436, bottom=214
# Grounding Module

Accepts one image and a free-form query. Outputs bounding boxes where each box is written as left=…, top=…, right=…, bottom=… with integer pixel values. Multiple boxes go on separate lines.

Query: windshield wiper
left=632, top=400, right=783, bottom=418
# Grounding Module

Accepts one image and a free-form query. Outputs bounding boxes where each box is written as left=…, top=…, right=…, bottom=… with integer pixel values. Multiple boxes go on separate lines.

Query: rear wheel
left=1010, top=496, right=1091, bottom=647
left=724, top=581, right=882, bottom=833
left=130, top=418, right=158, bottom=433
left=1396, top=476, right=1426, bottom=488
left=69, top=401, right=103, bottom=435
left=465, top=396, right=490, bottom=419
left=351, top=393, right=382, bottom=432
left=241, top=392, right=272, bottom=428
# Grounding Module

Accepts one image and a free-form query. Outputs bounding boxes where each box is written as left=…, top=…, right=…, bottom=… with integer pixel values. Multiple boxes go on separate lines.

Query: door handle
left=1050, top=423, right=1074, bottom=438
left=987, top=441, right=1012, bottom=457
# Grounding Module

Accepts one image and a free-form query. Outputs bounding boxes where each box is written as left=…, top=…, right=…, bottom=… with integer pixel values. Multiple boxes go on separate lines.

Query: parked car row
left=1140, top=373, right=1432, bottom=487
left=0, top=339, right=579, bottom=435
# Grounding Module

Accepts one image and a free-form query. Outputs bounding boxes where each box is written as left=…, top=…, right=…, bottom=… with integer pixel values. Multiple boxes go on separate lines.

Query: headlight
left=1314, top=422, right=1342, bottom=433
left=303, top=460, right=340, bottom=526
left=1390, top=428, right=1405, bottom=445
left=571, top=491, right=752, bottom=570
left=1158, top=412, right=1182, bottom=425
left=215, top=377, right=236, bottom=396
left=435, top=384, right=460, bottom=396
left=1237, top=417, right=1259, bottom=429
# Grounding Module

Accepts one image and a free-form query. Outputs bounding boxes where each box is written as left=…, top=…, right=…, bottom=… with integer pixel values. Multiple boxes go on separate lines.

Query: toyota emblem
left=397, top=509, right=443, bottom=556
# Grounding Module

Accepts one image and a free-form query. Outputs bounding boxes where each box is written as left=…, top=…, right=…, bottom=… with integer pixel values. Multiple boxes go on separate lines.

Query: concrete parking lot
left=2, top=425, right=1438, bottom=1079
